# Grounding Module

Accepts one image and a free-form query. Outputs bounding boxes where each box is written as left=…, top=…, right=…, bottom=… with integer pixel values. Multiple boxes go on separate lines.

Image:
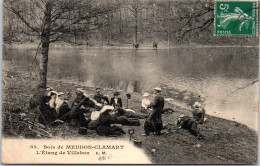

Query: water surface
left=3, top=46, right=259, bottom=130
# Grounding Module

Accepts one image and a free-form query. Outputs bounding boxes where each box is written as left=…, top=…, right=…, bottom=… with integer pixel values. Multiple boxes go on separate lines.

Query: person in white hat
left=48, top=91, right=58, bottom=109
left=193, top=102, right=201, bottom=108
left=141, top=93, right=151, bottom=114
left=143, top=87, right=164, bottom=136
left=192, top=101, right=205, bottom=124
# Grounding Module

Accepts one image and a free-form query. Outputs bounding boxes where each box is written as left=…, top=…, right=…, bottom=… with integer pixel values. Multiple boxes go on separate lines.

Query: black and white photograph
left=1, top=0, right=259, bottom=164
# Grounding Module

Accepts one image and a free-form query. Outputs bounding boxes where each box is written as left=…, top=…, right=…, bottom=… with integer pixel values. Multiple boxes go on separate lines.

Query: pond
left=3, top=45, right=259, bottom=130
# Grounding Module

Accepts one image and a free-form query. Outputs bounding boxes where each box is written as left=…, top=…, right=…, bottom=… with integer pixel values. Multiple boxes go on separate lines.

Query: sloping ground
left=2, top=60, right=258, bottom=164
left=140, top=116, right=257, bottom=164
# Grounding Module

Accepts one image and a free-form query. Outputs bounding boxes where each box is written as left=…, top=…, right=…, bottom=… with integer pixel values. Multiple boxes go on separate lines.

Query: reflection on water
left=3, top=46, right=258, bottom=130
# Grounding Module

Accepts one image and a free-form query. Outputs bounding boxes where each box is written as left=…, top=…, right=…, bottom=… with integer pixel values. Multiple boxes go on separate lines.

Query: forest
left=4, top=0, right=258, bottom=46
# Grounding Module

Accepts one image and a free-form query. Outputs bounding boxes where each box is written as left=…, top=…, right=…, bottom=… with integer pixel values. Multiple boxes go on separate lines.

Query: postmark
left=214, top=1, right=258, bottom=36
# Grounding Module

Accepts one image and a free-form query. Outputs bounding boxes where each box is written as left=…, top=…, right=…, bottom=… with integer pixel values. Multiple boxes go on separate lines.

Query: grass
left=2, top=59, right=258, bottom=164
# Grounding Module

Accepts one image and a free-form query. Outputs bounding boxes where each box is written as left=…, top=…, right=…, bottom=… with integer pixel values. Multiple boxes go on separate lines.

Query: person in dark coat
left=112, top=104, right=141, bottom=126
left=56, top=95, right=71, bottom=123
left=110, top=91, right=122, bottom=108
left=29, top=86, right=53, bottom=109
left=153, top=41, right=158, bottom=49
left=177, top=114, right=202, bottom=137
left=96, top=108, right=125, bottom=137
left=38, top=96, right=57, bottom=125
left=94, top=87, right=109, bottom=105
left=69, top=89, right=95, bottom=126
left=71, top=89, right=85, bottom=107
left=144, top=87, right=164, bottom=136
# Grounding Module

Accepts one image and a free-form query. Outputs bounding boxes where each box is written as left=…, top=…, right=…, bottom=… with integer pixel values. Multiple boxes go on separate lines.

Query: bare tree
left=175, top=0, right=214, bottom=42
left=4, top=0, right=118, bottom=88
left=4, top=0, right=254, bottom=51
left=151, top=0, right=177, bottom=45
left=127, top=0, right=143, bottom=45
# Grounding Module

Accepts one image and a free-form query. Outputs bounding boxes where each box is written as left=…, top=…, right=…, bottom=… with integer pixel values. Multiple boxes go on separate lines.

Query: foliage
left=4, top=0, right=258, bottom=45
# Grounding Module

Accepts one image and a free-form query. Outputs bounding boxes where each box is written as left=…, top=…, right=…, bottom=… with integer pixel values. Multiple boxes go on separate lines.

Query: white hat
left=193, top=102, right=201, bottom=108
left=48, top=90, right=58, bottom=96
left=57, top=92, right=64, bottom=96
left=100, top=105, right=115, bottom=113
left=179, top=114, right=185, bottom=118
left=154, top=87, right=162, bottom=91
left=76, top=88, right=84, bottom=92
left=46, top=87, right=53, bottom=91
left=143, top=93, right=149, bottom=97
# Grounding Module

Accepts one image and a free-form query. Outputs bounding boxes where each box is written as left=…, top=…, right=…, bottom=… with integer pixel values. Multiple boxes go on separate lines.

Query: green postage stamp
left=215, top=1, right=258, bottom=36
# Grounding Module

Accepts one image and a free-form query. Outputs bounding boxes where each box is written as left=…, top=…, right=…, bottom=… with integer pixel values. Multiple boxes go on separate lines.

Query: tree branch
left=178, top=17, right=214, bottom=40
left=5, top=6, right=41, bottom=35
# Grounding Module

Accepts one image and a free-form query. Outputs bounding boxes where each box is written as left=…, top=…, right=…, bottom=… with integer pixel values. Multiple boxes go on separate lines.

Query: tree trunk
left=134, top=24, right=137, bottom=45
left=109, top=30, right=112, bottom=45
left=167, top=30, right=170, bottom=46
left=107, top=28, right=111, bottom=45
left=107, top=13, right=112, bottom=45
left=167, top=0, right=170, bottom=46
left=39, top=1, right=52, bottom=89
left=119, top=8, right=122, bottom=34
left=134, top=9, right=138, bottom=45
left=102, top=20, right=105, bottom=44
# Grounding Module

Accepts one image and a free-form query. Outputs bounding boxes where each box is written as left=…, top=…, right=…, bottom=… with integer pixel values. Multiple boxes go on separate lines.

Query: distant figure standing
left=144, top=87, right=164, bottom=136
left=133, top=43, right=139, bottom=49
left=153, top=41, right=158, bottom=49
left=110, top=91, right=122, bottom=108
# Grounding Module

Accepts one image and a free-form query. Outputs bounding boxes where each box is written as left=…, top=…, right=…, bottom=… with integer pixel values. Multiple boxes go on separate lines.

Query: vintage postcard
left=1, top=0, right=259, bottom=164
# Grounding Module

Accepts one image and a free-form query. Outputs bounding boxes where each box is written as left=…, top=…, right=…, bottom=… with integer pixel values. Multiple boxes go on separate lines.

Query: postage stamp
left=215, top=1, right=258, bottom=36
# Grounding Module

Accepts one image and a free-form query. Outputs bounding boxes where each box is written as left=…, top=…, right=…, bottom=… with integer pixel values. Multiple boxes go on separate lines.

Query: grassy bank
left=2, top=60, right=258, bottom=164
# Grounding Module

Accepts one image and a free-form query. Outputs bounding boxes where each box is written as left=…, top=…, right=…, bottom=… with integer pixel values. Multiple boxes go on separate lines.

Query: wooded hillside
left=3, top=0, right=258, bottom=46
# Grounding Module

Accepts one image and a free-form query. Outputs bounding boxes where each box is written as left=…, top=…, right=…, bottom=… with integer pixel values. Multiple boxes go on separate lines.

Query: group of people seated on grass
left=30, top=86, right=206, bottom=137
